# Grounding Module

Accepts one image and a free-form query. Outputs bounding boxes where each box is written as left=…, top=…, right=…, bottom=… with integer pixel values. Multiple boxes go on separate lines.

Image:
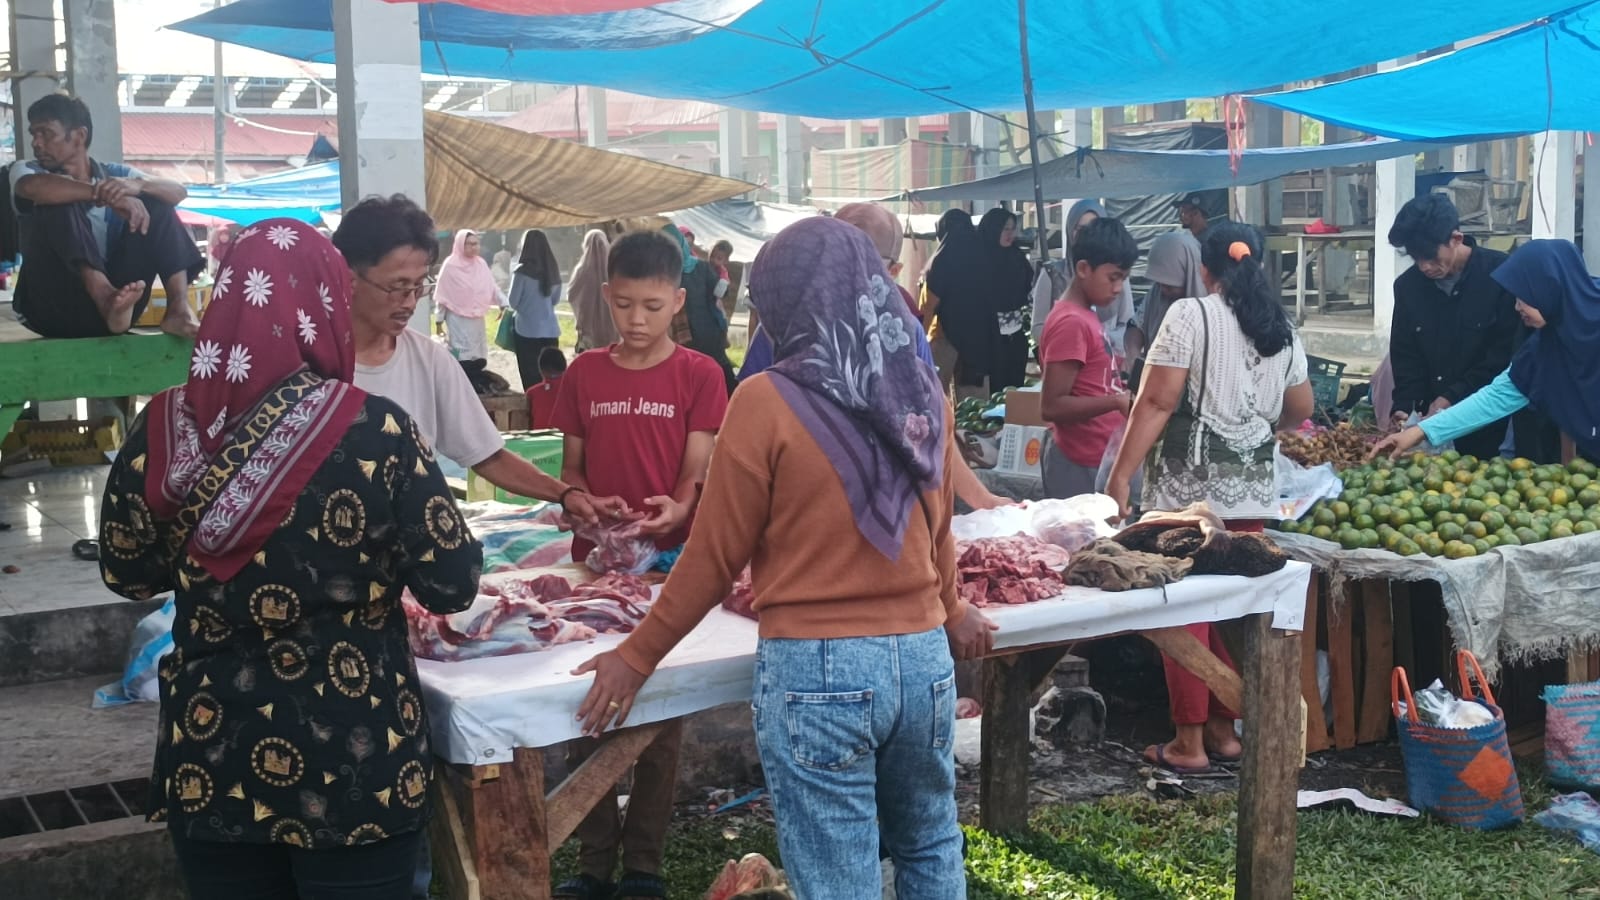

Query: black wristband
left=558, top=486, right=583, bottom=510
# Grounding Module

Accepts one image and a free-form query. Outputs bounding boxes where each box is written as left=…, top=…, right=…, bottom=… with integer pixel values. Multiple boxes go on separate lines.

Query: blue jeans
left=753, top=627, right=965, bottom=900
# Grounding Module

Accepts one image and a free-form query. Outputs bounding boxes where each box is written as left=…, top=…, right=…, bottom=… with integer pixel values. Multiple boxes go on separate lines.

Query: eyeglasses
left=358, top=273, right=436, bottom=302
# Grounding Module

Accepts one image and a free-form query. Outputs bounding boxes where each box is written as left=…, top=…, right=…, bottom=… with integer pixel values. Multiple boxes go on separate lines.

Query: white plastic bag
left=93, top=597, right=175, bottom=708
left=1274, top=447, right=1343, bottom=521
left=1030, top=496, right=1119, bottom=552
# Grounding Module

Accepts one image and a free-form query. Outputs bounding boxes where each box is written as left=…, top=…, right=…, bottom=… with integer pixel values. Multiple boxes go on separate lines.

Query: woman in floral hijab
left=98, top=219, right=482, bottom=899
left=573, top=217, right=994, bottom=900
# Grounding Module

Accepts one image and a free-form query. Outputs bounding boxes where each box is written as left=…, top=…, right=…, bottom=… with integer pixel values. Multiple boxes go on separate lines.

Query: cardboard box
left=1004, top=387, right=1046, bottom=427
left=994, top=424, right=1049, bottom=477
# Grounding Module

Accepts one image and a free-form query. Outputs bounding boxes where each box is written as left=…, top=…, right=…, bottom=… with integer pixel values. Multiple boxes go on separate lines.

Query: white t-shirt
left=354, top=329, right=504, bottom=468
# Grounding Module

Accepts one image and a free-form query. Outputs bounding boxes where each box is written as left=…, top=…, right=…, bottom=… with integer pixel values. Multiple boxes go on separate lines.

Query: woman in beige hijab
left=568, top=229, right=617, bottom=351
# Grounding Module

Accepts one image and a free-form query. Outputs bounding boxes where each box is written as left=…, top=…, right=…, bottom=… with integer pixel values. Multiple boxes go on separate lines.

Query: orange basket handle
left=1456, top=649, right=1499, bottom=708
left=1391, top=666, right=1416, bottom=722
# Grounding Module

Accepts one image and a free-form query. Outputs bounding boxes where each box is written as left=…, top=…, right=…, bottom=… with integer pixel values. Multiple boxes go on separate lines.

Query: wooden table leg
left=1299, top=576, right=1330, bottom=753
left=445, top=749, right=552, bottom=900
left=1235, top=612, right=1302, bottom=899
left=1325, top=578, right=1357, bottom=749
left=1357, top=582, right=1395, bottom=744
left=979, top=648, right=1067, bottom=833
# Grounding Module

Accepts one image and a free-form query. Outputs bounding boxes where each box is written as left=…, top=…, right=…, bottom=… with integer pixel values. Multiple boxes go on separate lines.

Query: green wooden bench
left=0, top=307, right=192, bottom=448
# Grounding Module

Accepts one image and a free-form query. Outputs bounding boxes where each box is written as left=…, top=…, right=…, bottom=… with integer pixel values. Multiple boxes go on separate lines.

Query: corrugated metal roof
left=121, top=111, right=337, bottom=161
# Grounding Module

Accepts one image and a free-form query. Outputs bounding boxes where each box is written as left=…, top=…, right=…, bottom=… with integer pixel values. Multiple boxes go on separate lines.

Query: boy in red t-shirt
left=1039, top=217, right=1138, bottom=499
left=548, top=229, right=727, bottom=900
left=525, top=346, right=567, bottom=430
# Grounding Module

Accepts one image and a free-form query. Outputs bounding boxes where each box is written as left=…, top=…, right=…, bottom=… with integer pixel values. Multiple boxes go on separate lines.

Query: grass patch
left=543, top=783, right=1600, bottom=898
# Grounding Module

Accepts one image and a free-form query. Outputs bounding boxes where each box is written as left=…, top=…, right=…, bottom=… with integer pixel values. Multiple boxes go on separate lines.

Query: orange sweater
left=616, top=375, right=967, bottom=676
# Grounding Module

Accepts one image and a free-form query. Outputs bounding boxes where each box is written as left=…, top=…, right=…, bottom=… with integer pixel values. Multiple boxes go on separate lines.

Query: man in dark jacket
left=1386, top=194, right=1518, bottom=459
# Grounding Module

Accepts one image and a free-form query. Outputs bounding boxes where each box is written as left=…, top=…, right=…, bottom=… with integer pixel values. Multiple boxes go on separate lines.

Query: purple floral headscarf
left=750, top=217, right=945, bottom=560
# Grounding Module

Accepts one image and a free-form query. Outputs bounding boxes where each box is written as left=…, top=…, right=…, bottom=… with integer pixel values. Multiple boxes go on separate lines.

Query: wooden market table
left=0, top=304, right=191, bottom=446
left=417, top=562, right=1313, bottom=900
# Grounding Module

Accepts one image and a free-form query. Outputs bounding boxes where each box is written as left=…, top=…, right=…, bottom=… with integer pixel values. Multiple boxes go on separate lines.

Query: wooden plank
left=0, top=331, right=192, bottom=404
left=449, top=749, right=551, bottom=900
left=429, top=775, right=482, bottom=900
left=1235, top=612, right=1303, bottom=900
left=1568, top=646, right=1592, bottom=685
left=545, top=722, right=668, bottom=849
left=1357, top=581, right=1395, bottom=744
left=1299, top=576, right=1330, bottom=754
left=1144, top=626, right=1244, bottom=715
left=1390, top=581, right=1416, bottom=679
left=1325, top=577, right=1358, bottom=750
left=980, top=652, right=1036, bottom=833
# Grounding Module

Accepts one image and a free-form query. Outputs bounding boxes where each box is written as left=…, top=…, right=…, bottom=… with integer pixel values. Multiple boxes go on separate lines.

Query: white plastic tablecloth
left=418, top=562, right=1312, bottom=764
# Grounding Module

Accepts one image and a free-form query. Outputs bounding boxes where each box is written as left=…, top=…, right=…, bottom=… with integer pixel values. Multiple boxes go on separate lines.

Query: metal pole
left=1017, top=0, right=1049, bottom=263
left=212, top=0, right=226, bottom=183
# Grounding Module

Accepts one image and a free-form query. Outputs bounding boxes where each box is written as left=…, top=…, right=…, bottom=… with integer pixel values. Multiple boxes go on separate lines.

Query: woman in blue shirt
left=1373, top=240, right=1600, bottom=464
left=508, top=229, right=564, bottom=389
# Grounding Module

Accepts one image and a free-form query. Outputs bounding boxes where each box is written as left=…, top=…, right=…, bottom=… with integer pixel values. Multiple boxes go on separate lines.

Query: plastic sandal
left=71, top=539, right=100, bottom=562
left=552, top=874, right=614, bottom=900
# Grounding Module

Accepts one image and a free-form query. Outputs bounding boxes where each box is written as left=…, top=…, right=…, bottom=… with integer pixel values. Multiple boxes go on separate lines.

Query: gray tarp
left=898, top=139, right=1462, bottom=204
left=1271, top=530, right=1600, bottom=676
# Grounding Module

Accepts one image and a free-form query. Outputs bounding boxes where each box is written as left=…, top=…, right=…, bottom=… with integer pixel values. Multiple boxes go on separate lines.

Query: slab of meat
left=722, top=570, right=757, bottom=621
left=571, top=573, right=654, bottom=606
left=403, top=591, right=596, bottom=662
left=574, top=518, right=660, bottom=575
left=956, top=536, right=1069, bottom=607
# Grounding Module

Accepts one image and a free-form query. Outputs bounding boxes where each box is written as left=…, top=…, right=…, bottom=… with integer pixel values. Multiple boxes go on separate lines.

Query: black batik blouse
left=99, top=397, right=482, bottom=849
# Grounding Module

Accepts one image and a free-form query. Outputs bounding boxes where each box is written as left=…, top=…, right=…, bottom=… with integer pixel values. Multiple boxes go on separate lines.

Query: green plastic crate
left=466, top=430, right=565, bottom=504
left=1306, top=354, right=1347, bottom=414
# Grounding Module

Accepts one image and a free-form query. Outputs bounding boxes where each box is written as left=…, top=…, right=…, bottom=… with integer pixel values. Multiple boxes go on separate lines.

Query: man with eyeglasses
left=331, top=195, right=621, bottom=527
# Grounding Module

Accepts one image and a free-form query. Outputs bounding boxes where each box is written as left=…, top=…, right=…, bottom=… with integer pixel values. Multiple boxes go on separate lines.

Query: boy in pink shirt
left=1038, top=217, right=1138, bottom=498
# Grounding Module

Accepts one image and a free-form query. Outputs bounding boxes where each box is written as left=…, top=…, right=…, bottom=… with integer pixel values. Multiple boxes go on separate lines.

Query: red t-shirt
left=527, top=379, right=560, bottom=430
left=1040, top=301, right=1125, bottom=468
left=551, top=346, right=729, bottom=556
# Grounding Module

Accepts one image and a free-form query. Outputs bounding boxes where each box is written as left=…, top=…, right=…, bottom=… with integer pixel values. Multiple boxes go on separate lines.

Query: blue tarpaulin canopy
left=169, top=0, right=1571, bottom=118
left=181, top=162, right=342, bottom=227
left=900, top=139, right=1450, bottom=203
left=1254, top=3, right=1600, bottom=140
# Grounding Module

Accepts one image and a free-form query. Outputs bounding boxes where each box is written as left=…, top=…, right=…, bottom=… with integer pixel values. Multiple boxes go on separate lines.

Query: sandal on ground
left=1208, top=750, right=1243, bottom=769
left=613, top=870, right=668, bottom=899
left=1144, top=743, right=1218, bottom=776
left=552, top=874, right=614, bottom=900
left=71, top=539, right=100, bottom=562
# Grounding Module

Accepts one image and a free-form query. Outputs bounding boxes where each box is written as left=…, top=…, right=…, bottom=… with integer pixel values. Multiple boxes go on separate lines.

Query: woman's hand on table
left=1368, top=425, right=1426, bottom=461
left=945, top=607, right=998, bottom=661
left=968, top=489, right=1014, bottom=511
left=573, top=651, right=647, bottom=736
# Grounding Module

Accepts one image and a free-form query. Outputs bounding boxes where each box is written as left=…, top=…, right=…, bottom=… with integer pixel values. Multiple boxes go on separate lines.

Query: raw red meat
left=721, top=570, right=757, bottom=621
left=574, top=518, right=660, bottom=575
left=956, top=536, right=1068, bottom=608
left=404, top=572, right=655, bottom=660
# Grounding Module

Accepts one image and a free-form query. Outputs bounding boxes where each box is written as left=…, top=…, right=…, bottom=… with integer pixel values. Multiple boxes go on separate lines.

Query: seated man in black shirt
left=10, top=93, right=203, bottom=338
left=1386, top=194, right=1518, bottom=459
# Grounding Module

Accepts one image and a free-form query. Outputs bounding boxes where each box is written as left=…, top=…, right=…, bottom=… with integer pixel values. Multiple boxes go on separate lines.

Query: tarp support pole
left=8, top=0, right=60, bottom=149
left=1585, top=141, right=1600, bottom=274
left=63, top=0, right=122, bottom=166
left=334, top=0, right=428, bottom=329
left=718, top=108, right=743, bottom=179
left=1530, top=131, right=1576, bottom=242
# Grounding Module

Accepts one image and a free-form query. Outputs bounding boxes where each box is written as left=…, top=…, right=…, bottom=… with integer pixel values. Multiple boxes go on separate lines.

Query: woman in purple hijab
left=573, top=217, right=994, bottom=900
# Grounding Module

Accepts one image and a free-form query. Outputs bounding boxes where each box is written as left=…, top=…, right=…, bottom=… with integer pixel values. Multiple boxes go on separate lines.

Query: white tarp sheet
left=418, top=563, right=1311, bottom=764
left=1271, top=530, right=1600, bottom=675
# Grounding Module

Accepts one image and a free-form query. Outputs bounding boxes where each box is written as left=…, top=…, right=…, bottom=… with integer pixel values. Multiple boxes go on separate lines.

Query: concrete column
left=742, top=112, right=760, bottom=162
left=1530, top=131, right=1577, bottom=241
left=1234, top=108, right=1283, bottom=227
left=63, top=0, right=122, bottom=164
left=1452, top=144, right=1478, bottom=172
left=905, top=116, right=922, bottom=141
left=585, top=87, right=607, bottom=148
left=1373, top=153, right=1417, bottom=341
left=880, top=117, right=907, bottom=146
left=971, top=111, right=1002, bottom=211
left=334, top=0, right=428, bottom=328
left=9, top=0, right=62, bottom=154
left=946, top=113, right=971, bottom=147
left=1059, top=108, right=1092, bottom=151
left=718, top=108, right=742, bottom=180
left=1585, top=145, right=1600, bottom=273
left=774, top=115, right=805, bottom=204
left=844, top=119, right=864, bottom=148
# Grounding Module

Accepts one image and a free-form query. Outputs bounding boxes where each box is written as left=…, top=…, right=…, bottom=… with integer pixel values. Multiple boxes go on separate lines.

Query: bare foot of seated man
left=157, top=271, right=200, bottom=338
left=81, top=266, right=146, bottom=336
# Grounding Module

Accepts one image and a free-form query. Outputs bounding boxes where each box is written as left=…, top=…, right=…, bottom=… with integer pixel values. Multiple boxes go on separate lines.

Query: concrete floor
left=0, top=674, right=156, bottom=798
left=0, top=467, right=123, bottom=618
